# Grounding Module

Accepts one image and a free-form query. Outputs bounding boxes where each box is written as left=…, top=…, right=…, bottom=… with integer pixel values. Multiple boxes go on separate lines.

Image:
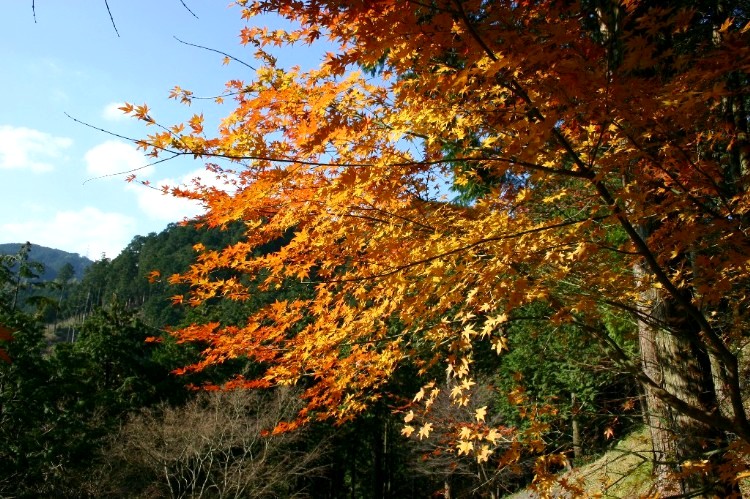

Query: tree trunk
left=636, top=263, right=734, bottom=497
left=571, top=392, right=582, bottom=463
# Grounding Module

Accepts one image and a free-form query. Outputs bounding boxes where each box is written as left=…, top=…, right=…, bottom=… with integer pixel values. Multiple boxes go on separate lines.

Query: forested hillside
left=0, top=243, right=91, bottom=281
left=59, top=222, right=247, bottom=327
left=0, top=221, right=639, bottom=497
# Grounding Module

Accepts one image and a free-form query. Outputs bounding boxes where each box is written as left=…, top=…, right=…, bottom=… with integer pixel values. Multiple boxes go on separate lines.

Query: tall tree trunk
left=636, top=261, right=733, bottom=497
left=571, top=392, right=582, bottom=462
left=638, top=283, right=678, bottom=496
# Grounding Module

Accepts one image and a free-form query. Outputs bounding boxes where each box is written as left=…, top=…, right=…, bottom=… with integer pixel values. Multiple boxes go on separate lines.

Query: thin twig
left=103, top=0, right=120, bottom=37
left=174, top=36, right=256, bottom=71
left=177, top=0, right=198, bottom=19
left=82, top=154, right=178, bottom=185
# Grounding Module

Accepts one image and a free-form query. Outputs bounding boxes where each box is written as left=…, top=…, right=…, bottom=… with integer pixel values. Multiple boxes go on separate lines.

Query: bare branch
left=177, top=0, right=198, bottom=19
left=103, top=0, right=119, bottom=37
left=174, top=36, right=256, bottom=71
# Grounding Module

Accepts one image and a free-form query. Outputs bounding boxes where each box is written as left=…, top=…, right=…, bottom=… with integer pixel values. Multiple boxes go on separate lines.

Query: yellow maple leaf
left=460, top=378, right=476, bottom=391
left=486, top=428, right=501, bottom=444
left=459, top=426, right=472, bottom=440
left=450, top=385, right=464, bottom=399
left=492, top=337, right=508, bottom=354
left=418, top=423, right=433, bottom=440
left=475, top=406, right=487, bottom=423
left=413, top=387, right=425, bottom=402
left=457, top=440, right=474, bottom=456
left=477, top=445, right=492, bottom=463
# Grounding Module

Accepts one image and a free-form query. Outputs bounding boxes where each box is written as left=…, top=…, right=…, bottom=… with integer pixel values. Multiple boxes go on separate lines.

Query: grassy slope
left=506, top=428, right=654, bottom=498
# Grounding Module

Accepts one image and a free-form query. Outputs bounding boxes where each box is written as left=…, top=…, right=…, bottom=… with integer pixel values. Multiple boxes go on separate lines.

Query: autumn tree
left=123, top=0, right=750, bottom=495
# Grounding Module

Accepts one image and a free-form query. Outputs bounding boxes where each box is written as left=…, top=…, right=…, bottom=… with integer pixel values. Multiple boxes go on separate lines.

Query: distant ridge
left=0, top=243, right=93, bottom=281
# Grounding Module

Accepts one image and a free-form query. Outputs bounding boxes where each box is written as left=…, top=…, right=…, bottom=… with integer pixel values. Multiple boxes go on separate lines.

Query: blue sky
left=0, top=1, right=320, bottom=259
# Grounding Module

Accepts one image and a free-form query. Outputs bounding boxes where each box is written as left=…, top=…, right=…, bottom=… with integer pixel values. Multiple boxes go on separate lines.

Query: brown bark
left=636, top=262, right=734, bottom=498
left=571, top=392, right=582, bottom=462
left=638, top=281, right=679, bottom=496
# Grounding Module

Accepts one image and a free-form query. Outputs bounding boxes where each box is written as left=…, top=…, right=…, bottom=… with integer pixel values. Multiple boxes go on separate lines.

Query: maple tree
left=124, top=0, right=750, bottom=495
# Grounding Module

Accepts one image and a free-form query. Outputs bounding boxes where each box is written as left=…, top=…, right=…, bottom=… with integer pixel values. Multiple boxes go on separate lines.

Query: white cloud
left=128, top=175, right=205, bottom=223
left=1, top=207, right=137, bottom=259
left=101, top=102, right=129, bottom=122
left=84, top=140, right=154, bottom=178
left=128, top=168, right=235, bottom=223
left=130, top=180, right=204, bottom=222
left=0, top=125, right=72, bottom=173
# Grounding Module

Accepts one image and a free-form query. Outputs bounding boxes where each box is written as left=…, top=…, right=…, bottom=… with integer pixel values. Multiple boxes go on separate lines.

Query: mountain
left=60, top=221, right=251, bottom=327
left=0, top=243, right=93, bottom=281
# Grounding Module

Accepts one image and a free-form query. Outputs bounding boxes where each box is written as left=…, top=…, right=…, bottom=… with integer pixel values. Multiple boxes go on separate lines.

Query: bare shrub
left=97, top=388, right=327, bottom=498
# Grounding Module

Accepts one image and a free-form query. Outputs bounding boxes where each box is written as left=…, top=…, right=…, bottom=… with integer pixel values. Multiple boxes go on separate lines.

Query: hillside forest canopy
left=4, top=0, right=750, bottom=497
